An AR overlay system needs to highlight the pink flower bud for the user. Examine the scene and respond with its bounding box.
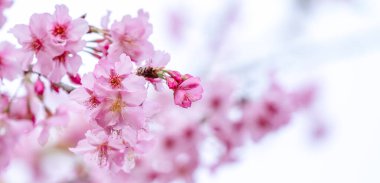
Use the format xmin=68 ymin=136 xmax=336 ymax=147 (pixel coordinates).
xmin=68 ymin=73 xmax=82 ymax=85
xmin=166 ymin=77 xmax=178 ymax=89
xmin=34 ymin=77 xmax=45 ymax=96
xmin=50 ymin=82 xmax=60 ymax=93
xmin=168 ymin=70 xmax=182 ymax=83
xmin=182 ymin=74 xmax=192 ymax=80
xmin=173 ymin=76 xmax=203 ymax=108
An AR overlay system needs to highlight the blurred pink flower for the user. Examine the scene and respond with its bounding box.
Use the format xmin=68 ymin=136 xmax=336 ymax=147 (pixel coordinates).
xmin=0 ymin=114 xmax=33 ymax=171
xmin=0 ymin=41 xmax=21 ymax=81
xmin=38 ymin=105 xmax=69 ymax=145
xmin=242 ymin=84 xmax=293 ymax=142
xmin=70 ymin=130 xmax=126 ymax=172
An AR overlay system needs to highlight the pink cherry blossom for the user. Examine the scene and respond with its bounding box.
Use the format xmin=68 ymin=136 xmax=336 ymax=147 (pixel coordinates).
xmin=290 ymin=84 xmax=317 ymax=110
xmin=70 ymin=73 xmax=103 ymax=111
xmin=93 ymin=54 xmax=147 ymax=104
xmin=38 ymin=50 xmax=83 ymax=82
xmin=8 ymin=97 xmax=36 ymax=124
xmin=70 ymin=130 xmax=127 ymax=172
xmin=92 ymin=90 xmax=146 ymax=130
xmin=46 ymin=4 xmax=88 ymax=46
xmin=171 ymin=75 xmax=203 ymax=108
xmin=10 ymin=13 xmax=57 ymax=70
xmin=0 ymin=41 xmax=21 ymax=81
xmin=108 ymin=10 xmax=154 ymax=62
xmin=58 ymin=102 xmax=90 ymax=147
xmin=71 ymin=55 xmax=149 ymax=135
xmin=241 ymin=84 xmax=293 ymax=142
xmin=38 ymin=105 xmax=69 ymax=145
xmin=94 ymin=54 xmax=134 ymax=89
xmin=0 ymin=114 xmax=33 ymax=171
xmin=10 ymin=5 xmax=88 ymax=82
xmin=202 ymin=77 xmax=235 ymax=115
xmin=209 ymin=116 xmax=246 ymax=170
xmin=126 ymin=158 xmax=163 ymax=183
xmin=0 ymin=0 xmax=13 ymax=13
xmin=0 ymin=114 xmax=13 ymax=171
xmin=0 ymin=3 xmax=225 ymax=180
xmin=154 ymin=124 xmax=202 ymax=183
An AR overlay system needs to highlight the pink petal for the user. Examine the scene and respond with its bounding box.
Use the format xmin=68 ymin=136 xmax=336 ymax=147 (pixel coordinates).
xmin=38 ymin=125 xmax=50 ymax=145
xmin=54 ymin=4 xmax=71 ymax=24
xmin=151 ymin=51 xmax=170 ymax=67
xmin=116 ymin=54 xmax=133 ymax=74
xmin=69 ymin=140 xmax=97 ymax=154
xmin=101 ymin=11 xmax=111 ymax=29
xmin=121 ymin=90 xmax=146 ymax=107
xmin=70 ymin=87 xmax=90 ymax=104
xmin=81 ymin=73 xmax=96 ymax=89
xmin=121 ymin=107 xmax=145 ymax=129
xmin=29 ymin=13 xmax=49 ymax=37
xmin=47 ymin=62 xmax=66 ymax=82
xmin=122 ymin=75 xmax=146 ymax=92
xmin=9 ymin=24 xmax=32 ymax=44
xmin=65 ymin=53 xmax=82 ymax=74
xmin=68 ymin=18 xmax=88 ymax=41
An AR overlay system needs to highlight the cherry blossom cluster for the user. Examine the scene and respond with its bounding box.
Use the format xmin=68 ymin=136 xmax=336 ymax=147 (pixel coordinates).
xmin=0 ymin=74 xmax=317 ymax=183
xmin=117 ymin=78 xmax=317 ymax=183
xmin=0 ymin=3 xmax=322 ymax=183
xmin=0 ymin=4 xmax=203 ymax=174
xmin=10 ymin=4 xmax=88 ymax=82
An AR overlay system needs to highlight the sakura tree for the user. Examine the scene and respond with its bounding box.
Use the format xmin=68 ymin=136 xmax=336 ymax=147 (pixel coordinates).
xmin=0 ymin=1 xmax=320 ymax=183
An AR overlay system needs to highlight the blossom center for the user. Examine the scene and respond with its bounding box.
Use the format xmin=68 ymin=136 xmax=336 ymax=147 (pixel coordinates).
xmin=52 ymin=24 xmax=67 ymax=38
xmin=110 ymin=98 xmax=126 ymax=113
xmin=122 ymin=35 xmax=136 ymax=46
xmin=265 ymin=102 xmax=278 ymax=115
xmin=109 ymin=70 xmax=123 ymax=89
xmin=257 ymin=116 xmax=271 ymax=129
xmin=211 ymin=97 xmax=221 ymax=110
xmin=163 ymin=136 xmax=176 ymax=150
xmin=30 ymin=39 xmax=43 ymax=52
xmin=87 ymin=95 xmax=100 ymax=109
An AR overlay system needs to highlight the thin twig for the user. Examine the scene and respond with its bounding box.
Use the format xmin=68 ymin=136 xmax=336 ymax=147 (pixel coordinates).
xmin=25 ymin=69 xmax=76 ymax=93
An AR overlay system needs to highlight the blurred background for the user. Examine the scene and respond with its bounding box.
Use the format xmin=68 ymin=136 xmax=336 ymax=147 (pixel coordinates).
xmin=2 ymin=0 xmax=380 ymax=182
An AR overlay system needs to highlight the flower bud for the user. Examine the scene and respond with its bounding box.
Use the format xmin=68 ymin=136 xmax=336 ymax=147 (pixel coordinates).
xmin=166 ymin=77 xmax=178 ymax=89
xmin=69 ymin=73 xmax=82 ymax=85
xmin=34 ymin=77 xmax=45 ymax=96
